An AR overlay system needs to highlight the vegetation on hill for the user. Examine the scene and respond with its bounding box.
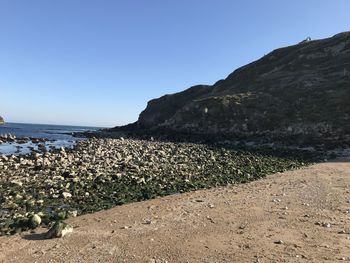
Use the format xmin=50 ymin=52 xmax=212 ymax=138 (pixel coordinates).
xmin=115 ymin=32 xmax=350 ymax=148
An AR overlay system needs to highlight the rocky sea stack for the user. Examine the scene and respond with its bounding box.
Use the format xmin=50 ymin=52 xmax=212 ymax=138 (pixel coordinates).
xmin=0 ymin=116 xmax=4 ymax=125
xmin=112 ymin=32 xmax=350 ymax=148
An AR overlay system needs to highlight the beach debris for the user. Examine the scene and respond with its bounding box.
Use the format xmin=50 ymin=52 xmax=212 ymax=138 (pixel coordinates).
xmin=143 ymin=219 xmax=152 ymax=225
xmin=315 ymin=222 xmax=331 ymax=228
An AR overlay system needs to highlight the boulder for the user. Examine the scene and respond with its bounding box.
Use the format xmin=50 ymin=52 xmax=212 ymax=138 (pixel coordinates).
xmin=45 ymin=221 xmax=73 ymax=239
xmin=29 ymin=214 xmax=42 ymax=228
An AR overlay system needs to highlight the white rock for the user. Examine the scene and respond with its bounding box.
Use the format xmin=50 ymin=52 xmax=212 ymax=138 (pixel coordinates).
xmin=61 ymin=192 xmax=72 ymax=199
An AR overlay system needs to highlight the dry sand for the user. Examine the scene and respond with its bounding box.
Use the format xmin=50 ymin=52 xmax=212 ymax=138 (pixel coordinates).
xmin=1 ymin=160 xmax=350 ymax=262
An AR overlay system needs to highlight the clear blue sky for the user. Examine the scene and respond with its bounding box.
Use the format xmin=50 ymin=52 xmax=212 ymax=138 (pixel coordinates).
xmin=0 ymin=0 xmax=349 ymax=127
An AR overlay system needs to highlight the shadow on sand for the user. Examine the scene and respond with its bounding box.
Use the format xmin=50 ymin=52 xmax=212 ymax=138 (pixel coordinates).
xmin=22 ymin=233 xmax=47 ymax=241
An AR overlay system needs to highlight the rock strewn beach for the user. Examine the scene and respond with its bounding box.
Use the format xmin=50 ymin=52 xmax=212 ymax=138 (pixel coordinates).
xmin=0 ymin=137 xmax=318 ymax=235
xmin=1 ymin=159 xmax=349 ymax=262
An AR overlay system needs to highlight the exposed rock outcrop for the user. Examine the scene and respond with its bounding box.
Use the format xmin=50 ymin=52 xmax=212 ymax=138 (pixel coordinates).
xmin=115 ymin=32 xmax=350 ymax=147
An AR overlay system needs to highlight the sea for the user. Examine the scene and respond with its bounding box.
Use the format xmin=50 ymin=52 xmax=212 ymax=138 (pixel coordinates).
xmin=0 ymin=122 xmax=101 ymax=155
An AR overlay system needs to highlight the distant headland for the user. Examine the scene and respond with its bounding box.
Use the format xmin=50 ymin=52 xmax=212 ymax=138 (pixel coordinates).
xmin=0 ymin=116 xmax=4 ymax=125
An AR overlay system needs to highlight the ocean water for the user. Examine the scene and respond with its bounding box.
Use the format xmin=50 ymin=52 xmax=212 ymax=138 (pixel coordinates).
xmin=0 ymin=122 xmax=101 ymax=155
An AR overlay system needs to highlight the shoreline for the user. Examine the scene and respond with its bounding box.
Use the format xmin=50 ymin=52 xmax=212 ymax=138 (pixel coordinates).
xmin=0 ymin=122 xmax=101 ymax=156
xmin=0 ymin=137 xmax=320 ymax=236
xmin=0 ymin=135 xmax=78 ymax=156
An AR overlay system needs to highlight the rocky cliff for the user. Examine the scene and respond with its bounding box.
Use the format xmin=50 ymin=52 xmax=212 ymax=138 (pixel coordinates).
xmin=117 ymin=32 xmax=350 ymax=147
xmin=0 ymin=116 xmax=4 ymax=125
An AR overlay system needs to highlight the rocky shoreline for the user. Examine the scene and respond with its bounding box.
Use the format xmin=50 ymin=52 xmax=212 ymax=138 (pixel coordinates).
xmin=0 ymin=134 xmax=78 ymax=156
xmin=0 ymin=134 xmax=49 ymax=144
xmin=76 ymin=120 xmax=350 ymax=152
xmin=0 ymin=137 xmax=321 ymax=236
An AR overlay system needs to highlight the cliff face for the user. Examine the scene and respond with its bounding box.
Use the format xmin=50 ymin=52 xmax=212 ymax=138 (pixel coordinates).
xmin=125 ymin=32 xmax=350 ymax=145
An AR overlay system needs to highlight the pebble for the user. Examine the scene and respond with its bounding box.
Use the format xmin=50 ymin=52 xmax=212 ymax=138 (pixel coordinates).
xmin=10 ymin=180 xmax=23 ymax=187
xmin=143 ymin=219 xmax=152 ymax=225
xmin=315 ymin=222 xmax=331 ymax=228
xmin=61 ymin=192 xmax=72 ymax=199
